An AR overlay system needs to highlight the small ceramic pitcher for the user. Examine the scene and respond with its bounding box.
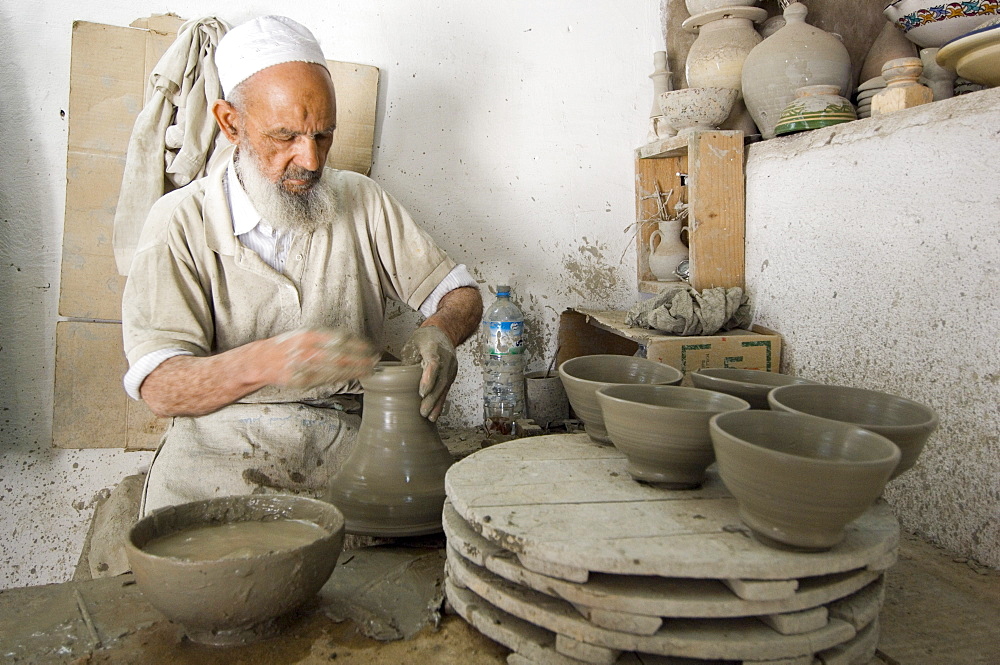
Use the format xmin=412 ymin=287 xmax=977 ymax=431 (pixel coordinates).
xmin=648 ymin=219 xmax=688 ymax=282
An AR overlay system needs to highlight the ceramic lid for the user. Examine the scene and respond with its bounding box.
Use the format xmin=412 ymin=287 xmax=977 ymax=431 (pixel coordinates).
xmin=681 ymin=6 xmax=768 ymax=32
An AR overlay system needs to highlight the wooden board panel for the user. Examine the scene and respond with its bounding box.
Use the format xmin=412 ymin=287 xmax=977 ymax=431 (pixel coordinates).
xmin=446 ymin=554 xmax=865 ymax=662
xmin=687 ymin=131 xmax=745 ymax=291
xmin=53 ymin=321 xmax=167 ymax=450
xmin=444 ymin=501 xmax=882 ymax=620
xmin=445 ymin=435 xmax=899 ymax=581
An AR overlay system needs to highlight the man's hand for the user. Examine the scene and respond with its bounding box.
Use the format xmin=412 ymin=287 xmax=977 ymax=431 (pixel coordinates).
xmin=400 ymin=325 xmax=458 ymax=422
xmin=266 ymin=327 xmax=381 ymax=389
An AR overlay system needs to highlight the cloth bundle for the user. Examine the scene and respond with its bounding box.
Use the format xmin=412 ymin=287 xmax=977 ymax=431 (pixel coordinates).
xmin=626 ymin=285 xmax=752 ymax=336
xmin=113 ymin=16 xmax=230 ymax=275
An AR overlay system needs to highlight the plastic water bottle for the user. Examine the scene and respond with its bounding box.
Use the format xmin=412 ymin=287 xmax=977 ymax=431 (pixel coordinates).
xmin=483 ymin=285 xmax=525 ymax=434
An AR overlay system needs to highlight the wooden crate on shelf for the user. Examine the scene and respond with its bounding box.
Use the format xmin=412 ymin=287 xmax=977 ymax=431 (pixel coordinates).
xmin=635 ymin=130 xmax=745 ymax=293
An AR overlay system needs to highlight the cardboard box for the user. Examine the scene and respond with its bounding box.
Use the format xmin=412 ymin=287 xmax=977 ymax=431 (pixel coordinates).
xmin=563 ymin=308 xmax=781 ymax=377
xmin=53 ymin=321 xmax=167 ymax=450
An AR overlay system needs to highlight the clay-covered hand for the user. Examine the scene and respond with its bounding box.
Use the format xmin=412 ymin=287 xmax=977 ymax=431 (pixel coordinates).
xmin=267 ymin=327 xmax=380 ymax=390
xmin=400 ymin=325 xmax=457 ymax=422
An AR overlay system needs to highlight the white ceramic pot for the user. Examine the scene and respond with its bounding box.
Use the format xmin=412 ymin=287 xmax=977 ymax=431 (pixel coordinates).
xmin=685 ymin=0 xmax=757 ymax=16
xmin=684 ymin=7 xmax=767 ymax=135
xmin=741 ymin=3 xmax=852 ymax=139
xmin=774 ymin=85 xmax=856 ymax=136
xmin=684 ymin=7 xmax=767 ymax=93
xmin=658 ymin=87 xmax=739 ymax=136
xmin=884 ymin=0 xmax=998 ymax=49
xmin=919 ymin=47 xmax=956 ymax=99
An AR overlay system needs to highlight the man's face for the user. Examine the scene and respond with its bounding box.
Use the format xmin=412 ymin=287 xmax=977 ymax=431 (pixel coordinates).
xmin=231 ymin=61 xmax=337 ymax=194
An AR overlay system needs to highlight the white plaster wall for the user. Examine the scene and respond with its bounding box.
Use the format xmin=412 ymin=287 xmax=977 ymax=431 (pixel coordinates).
xmin=745 ymin=89 xmax=1000 ymax=569
xmin=0 ymin=1 xmax=662 ymax=588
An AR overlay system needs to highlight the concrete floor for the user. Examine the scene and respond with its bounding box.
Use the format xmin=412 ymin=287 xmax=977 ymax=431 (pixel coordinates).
xmin=2 ymin=531 xmax=996 ymax=664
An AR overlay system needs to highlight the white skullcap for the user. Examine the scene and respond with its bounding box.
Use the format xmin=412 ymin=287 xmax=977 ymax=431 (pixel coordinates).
xmin=215 ymin=15 xmax=329 ymax=97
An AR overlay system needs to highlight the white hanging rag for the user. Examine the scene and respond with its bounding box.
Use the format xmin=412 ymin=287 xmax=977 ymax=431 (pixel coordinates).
xmin=113 ymin=16 xmax=230 ymax=276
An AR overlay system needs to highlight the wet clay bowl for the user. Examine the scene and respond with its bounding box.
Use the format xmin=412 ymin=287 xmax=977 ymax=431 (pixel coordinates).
xmin=768 ymin=384 xmax=939 ymax=479
xmin=597 ymin=385 xmax=750 ymax=488
xmin=559 ymin=354 xmax=683 ymax=444
xmin=690 ymin=368 xmax=819 ymax=409
xmin=126 ymin=495 xmax=346 ymax=646
xmin=710 ymin=410 xmax=901 ymax=551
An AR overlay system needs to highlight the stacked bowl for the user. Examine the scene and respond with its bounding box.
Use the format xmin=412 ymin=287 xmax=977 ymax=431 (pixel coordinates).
xmin=558 ymin=355 xmax=683 ymax=443
xmin=710 ymin=411 xmax=901 ymax=550
xmin=597 ymin=384 xmax=750 ymax=488
xmin=559 ymin=354 xmax=938 ymax=552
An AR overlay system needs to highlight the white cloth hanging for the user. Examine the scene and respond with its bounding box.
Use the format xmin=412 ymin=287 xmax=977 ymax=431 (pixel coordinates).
xmin=112 ymin=16 xmax=230 ymax=276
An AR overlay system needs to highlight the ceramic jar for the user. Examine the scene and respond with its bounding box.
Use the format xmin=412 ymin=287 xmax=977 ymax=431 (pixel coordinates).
xmin=741 ymin=2 xmax=852 ymax=139
xmin=860 ymin=20 xmax=919 ymax=82
xmin=919 ymin=47 xmax=956 ymax=99
xmin=774 ymin=85 xmax=857 ymax=136
xmin=647 ymin=218 xmax=689 ymax=282
xmin=884 ymin=0 xmax=998 ymax=49
xmin=648 ymin=51 xmax=676 ymax=140
xmin=326 ymin=363 xmax=454 ymax=537
xmin=685 ymin=0 xmax=757 ymax=14
xmin=684 ymin=6 xmax=768 ymax=135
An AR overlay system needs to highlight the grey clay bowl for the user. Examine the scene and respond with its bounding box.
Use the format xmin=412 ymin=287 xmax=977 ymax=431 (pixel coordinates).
xmin=690 ymin=368 xmax=818 ymax=409
xmin=126 ymin=495 xmax=345 ymax=646
xmin=710 ymin=410 xmax=901 ymax=551
xmin=597 ymin=384 xmax=750 ymax=488
xmin=558 ymin=354 xmax=683 ymax=444
xmin=767 ymin=384 xmax=938 ymax=479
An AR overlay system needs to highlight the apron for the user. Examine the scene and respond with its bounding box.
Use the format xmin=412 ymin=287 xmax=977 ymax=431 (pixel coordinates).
xmin=140 ymin=402 xmax=361 ymax=516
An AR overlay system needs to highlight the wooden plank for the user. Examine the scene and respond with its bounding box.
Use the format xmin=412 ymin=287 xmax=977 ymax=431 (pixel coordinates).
xmin=567 ymin=308 xmax=782 ymax=376
xmin=723 ymin=578 xmax=800 ymax=602
xmin=446 ymin=552 xmax=861 ymax=661
xmin=569 ymin=604 xmax=663 ymax=637
xmin=687 ymin=131 xmax=745 ymax=290
xmin=556 ymin=310 xmax=638 ymax=369
xmin=555 ymin=634 xmax=620 ymax=664
xmin=635 ymin=135 xmax=690 ymax=159
xmin=444 ymin=503 xmax=884 ymax=620
xmin=759 ymin=607 xmax=830 ymax=636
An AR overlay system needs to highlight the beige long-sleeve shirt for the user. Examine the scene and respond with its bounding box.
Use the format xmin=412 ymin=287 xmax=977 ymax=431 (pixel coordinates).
xmin=121 ymin=149 xmax=456 ymax=405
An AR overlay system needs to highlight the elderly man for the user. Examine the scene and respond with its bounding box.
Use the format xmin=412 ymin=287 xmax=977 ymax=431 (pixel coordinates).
xmin=122 ymin=16 xmax=482 ymax=516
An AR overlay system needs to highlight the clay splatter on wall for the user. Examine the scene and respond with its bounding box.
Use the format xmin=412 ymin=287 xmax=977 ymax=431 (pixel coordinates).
xmin=560 ymin=237 xmax=622 ymax=302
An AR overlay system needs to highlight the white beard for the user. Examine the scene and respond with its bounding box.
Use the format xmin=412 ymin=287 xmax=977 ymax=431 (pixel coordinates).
xmin=233 ymin=145 xmax=336 ymax=234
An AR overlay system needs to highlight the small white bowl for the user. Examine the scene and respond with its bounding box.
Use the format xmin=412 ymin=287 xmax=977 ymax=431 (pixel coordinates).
xmin=658 ymin=87 xmax=739 ymax=136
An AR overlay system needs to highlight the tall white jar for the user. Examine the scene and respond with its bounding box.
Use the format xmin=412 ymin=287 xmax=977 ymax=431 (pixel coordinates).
xmin=684 ymin=6 xmax=768 ymax=135
xmin=741 ymin=2 xmax=852 ymax=139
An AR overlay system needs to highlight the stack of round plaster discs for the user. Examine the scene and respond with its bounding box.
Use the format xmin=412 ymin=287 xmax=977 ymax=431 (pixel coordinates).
xmin=443 ymin=434 xmax=898 ymax=665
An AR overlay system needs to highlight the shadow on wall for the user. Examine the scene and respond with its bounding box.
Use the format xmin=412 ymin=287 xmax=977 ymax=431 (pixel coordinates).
xmin=0 ymin=4 xmax=60 ymax=448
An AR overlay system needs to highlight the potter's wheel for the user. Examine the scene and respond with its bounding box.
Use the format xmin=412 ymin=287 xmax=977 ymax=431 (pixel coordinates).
xmin=443 ymin=433 xmax=896 ymax=663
